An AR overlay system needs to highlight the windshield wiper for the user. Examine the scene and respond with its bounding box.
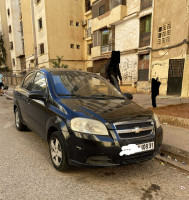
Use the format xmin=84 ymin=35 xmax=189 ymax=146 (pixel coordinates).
xmin=57 ymin=94 xmax=82 ymax=97
xmin=91 ymin=94 xmax=124 ymax=99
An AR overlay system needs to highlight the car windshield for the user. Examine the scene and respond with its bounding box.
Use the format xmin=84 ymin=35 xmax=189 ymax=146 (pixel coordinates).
xmin=51 ymin=71 xmax=124 ymax=99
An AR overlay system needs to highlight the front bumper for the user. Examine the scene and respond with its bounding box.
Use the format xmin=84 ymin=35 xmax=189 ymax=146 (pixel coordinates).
xmin=65 ymin=126 xmax=163 ymax=167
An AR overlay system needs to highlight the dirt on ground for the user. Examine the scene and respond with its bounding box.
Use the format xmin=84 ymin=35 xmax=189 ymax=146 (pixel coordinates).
xmin=150 ymin=103 xmax=189 ymax=119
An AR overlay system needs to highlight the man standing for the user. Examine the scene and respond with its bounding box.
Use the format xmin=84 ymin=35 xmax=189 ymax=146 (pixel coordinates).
xmin=0 ymin=73 xmax=4 ymax=96
xmin=105 ymin=51 xmax=122 ymax=90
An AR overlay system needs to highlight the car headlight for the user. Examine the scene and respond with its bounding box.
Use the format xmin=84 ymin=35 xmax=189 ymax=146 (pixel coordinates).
xmin=153 ymin=114 xmax=161 ymax=128
xmin=71 ymin=118 xmax=109 ymax=135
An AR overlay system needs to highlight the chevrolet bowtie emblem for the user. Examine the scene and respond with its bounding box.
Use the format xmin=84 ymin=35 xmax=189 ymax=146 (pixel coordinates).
xmin=134 ymin=127 xmax=140 ymax=133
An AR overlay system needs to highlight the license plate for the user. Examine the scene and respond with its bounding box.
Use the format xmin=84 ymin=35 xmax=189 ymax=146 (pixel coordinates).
xmin=137 ymin=142 xmax=154 ymax=152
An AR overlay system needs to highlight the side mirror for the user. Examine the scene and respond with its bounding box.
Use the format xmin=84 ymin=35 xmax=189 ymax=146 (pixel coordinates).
xmin=123 ymin=93 xmax=133 ymax=100
xmin=28 ymin=91 xmax=46 ymax=101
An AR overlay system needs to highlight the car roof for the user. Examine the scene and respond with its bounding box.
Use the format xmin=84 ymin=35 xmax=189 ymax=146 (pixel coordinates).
xmin=36 ymin=68 xmax=94 ymax=75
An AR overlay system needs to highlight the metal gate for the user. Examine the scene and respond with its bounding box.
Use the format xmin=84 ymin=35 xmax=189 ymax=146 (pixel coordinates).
xmin=167 ymin=59 xmax=185 ymax=95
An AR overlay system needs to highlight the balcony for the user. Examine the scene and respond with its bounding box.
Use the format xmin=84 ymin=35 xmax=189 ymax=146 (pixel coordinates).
xmin=85 ymin=28 xmax=92 ymax=39
xmin=139 ymin=32 xmax=151 ymax=47
xmin=140 ymin=0 xmax=153 ymax=11
xmin=92 ymin=5 xmax=127 ymax=32
xmin=101 ymin=44 xmax=112 ymax=53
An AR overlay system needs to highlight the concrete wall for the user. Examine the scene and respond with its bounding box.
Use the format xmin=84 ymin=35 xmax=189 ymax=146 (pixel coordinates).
xmin=33 ymin=0 xmax=49 ymax=68
xmin=115 ymin=1 xmax=139 ymax=83
xmin=151 ymin=0 xmax=189 ymax=96
xmin=44 ymin=0 xmax=85 ymax=70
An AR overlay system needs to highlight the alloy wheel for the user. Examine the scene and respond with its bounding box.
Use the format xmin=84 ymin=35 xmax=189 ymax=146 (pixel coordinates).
xmin=50 ymin=137 xmax=63 ymax=167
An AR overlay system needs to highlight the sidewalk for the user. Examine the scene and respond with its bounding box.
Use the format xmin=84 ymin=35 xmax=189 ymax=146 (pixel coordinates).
xmin=133 ymin=93 xmax=189 ymax=108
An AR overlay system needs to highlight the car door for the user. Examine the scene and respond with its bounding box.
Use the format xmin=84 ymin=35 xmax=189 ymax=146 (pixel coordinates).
xmin=25 ymin=72 xmax=50 ymax=138
xmin=15 ymin=72 xmax=36 ymax=121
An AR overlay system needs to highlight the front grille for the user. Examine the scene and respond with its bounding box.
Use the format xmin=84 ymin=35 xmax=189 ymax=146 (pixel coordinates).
xmin=114 ymin=119 xmax=154 ymax=139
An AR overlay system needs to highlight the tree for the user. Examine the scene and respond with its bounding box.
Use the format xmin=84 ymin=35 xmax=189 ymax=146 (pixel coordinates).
xmin=50 ymin=56 xmax=68 ymax=68
xmin=0 ymin=35 xmax=7 ymax=66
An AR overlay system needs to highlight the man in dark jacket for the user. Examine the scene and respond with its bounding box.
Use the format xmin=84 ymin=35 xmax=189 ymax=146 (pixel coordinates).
xmin=105 ymin=51 xmax=122 ymax=89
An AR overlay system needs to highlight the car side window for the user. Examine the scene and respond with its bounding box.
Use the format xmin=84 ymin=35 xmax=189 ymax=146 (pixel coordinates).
xmin=32 ymin=72 xmax=47 ymax=96
xmin=22 ymin=73 xmax=35 ymax=91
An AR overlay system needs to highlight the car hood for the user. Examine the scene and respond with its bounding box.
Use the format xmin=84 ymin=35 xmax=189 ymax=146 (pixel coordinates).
xmin=59 ymin=98 xmax=153 ymax=125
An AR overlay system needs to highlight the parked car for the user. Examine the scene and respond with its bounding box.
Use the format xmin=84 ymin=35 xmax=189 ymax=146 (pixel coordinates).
xmin=13 ymin=69 xmax=163 ymax=171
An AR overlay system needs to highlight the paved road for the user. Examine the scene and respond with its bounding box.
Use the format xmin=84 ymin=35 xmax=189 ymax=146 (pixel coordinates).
xmin=0 ymin=96 xmax=189 ymax=200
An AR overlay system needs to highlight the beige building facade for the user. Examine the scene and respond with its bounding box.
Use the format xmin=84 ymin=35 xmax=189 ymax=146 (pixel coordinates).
xmin=5 ymin=0 xmax=25 ymax=74
xmin=151 ymin=0 xmax=189 ymax=97
xmin=0 ymin=0 xmax=12 ymax=69
xmin=20 ymin=0 xmax=89 ymax=71
xmin=90 ymin=0 xmax=154 ymax=88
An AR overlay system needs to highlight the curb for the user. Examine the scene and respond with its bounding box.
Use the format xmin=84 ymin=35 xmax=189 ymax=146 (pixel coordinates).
xmin=158 ymin=114 xmax=189 ymax=129
xmin=155 ymin=144 xmax=189 ymax=172
xmin=155 ymin=155 xmax=189 ymax=172
xmin=161 ymin=144 xmax=189 ymax=161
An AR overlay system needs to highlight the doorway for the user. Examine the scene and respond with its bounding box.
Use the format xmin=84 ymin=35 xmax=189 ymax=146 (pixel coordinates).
xmin=167 ymin=59 xmax=185 ymax=96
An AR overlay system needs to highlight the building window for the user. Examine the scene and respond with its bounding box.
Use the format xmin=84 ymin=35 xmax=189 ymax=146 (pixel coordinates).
xmin=9 ymin=42 xmax=13 ymax=50
xmin=158 ymin=22 xmax=171 ymax=45
xmin=76 ymin=22 xmax=80 ymax=27
xmin=101 ymin=29 xmax=112 ymax=53
xmin=35 ymin=0 xmax=41 ymax=4
xmin=70 ymin=21 xmax=73 ymax=26
xmin=85 ymin=0 xmax=91 ymax=12
xmin=87 ymin=43 xmax=93 ymax=55
xmin=139 ymin=15 xmax=151 ymax=47
xmin=38 ymin=18 xmax=43 ymax=30
xmin=99 ymin=5 xmax=105 ymax=16
xmin=140 ymin=0 xmax=153 ymax=11
xmin=12 ymin=58 xmax=15 ymax=66
xmin=7 ymin=9 xmax=10 ymax=16
xmin=138 ymin=54 xmax=149 ymax=81
xmin=70 ymin=44 xmax=74 ymax=49
xmin=8 ymin=25 xmax=12 ymax=33
xmin=76 ymin=45 xmax=80 ymax=49
xmin=39 ymin=43 xmax=45 ymax=55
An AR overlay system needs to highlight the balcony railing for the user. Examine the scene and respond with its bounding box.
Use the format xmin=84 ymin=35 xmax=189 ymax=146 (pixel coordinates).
xmin=101 ymin=44 xmax=112 ymax=53
xmin=139 ymin=32 xmax=151 ymax=47
xmin=85 ymin=28 xmax=92 ymax=38
xmin=140 ymin=0 xmax=152 ymax=11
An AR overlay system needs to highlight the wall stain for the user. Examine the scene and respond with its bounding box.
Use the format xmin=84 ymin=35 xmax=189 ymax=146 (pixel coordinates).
xmin=120 ymin=59 xmax=138 ymax=82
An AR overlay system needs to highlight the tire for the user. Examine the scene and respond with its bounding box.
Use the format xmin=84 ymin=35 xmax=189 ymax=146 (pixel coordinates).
xmin=15 ymin=108 xmax=27 ymax=131
xmin=49 ymin=131 xmax=70 ymax=171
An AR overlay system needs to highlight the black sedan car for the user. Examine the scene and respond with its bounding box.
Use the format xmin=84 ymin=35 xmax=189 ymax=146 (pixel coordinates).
xmin=13 ymin=69 xmax=163 ymax=171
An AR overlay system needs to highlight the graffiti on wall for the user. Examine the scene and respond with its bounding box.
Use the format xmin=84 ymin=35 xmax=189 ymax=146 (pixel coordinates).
xmin=120 ymin=58 xmax=138 ymax=82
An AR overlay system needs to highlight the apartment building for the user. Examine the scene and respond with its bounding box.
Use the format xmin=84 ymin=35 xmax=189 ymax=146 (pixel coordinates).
xmin=5 ymin=0 xmax=25 ymax=74
xmin=151 ymin=0 xmax=189 ymax=97
xmin=0 ymin=0 xmax=12 ymax=69
xmin=20 ymin=0 xmax=35 ymax=71
xmin=20 ymin=0 xmax=87 ymax=70
xmin=91 ymin=0 xmax=153 ymax=90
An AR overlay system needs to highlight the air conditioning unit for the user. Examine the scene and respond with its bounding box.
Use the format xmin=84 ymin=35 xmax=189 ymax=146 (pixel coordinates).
xmin=82 ymin=20 xmax=87 ymax=27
